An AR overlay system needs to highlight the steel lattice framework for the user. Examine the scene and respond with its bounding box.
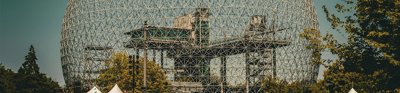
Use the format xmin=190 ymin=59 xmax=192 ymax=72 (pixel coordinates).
xmin=61 ymin=0 xmax=319 ymax=92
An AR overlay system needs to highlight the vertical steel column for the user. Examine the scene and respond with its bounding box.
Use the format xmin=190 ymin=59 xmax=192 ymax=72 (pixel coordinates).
xmin=161 ymin=50 xmax=164 ymax=69
xmin=153 ymin=50 xmax=156 ymax=62
xmin=245 ymin=53 xmax=250 ymax=93
xmin=272 ymin=27 xmax=277 ymax=77
xmin=271 ymin=11 xmax=278 ymax=77
xmin=133 ymin=49 xmax=139 ymax=92
xmin=220 ymin=56 xmax=227 ymax=93
xmin=143 ymin=21 xmax=148 ymax=93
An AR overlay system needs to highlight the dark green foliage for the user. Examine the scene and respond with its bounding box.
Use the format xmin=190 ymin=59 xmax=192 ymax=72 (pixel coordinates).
xmin=14 ymin=45 xmax=61 ymax=93
xmin=14 ymin=73 xmax=61 ymax=93
xmin=355 ymin=0 xmax=400 ymax=66
xmin=0 ymin=64 xmax=16 ymax=93
xmin=259 ymin=76 xmax=313 ymax=93
xmin=18 ymin=45 xmax=40 ymax=75
xmin=317 ymin=0 xmax=400 ymax=92
xmin=0 ymin=45 xmax=61 ymax=93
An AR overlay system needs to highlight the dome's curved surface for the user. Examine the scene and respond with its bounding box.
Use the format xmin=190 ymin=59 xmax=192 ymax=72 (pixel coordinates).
xmin=61 ymin=0 xmax=319 ymax=92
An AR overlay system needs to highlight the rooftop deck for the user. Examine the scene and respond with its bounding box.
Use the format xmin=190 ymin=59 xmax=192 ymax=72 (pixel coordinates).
xmin=124 ymin=26 xmax=290 ymax=57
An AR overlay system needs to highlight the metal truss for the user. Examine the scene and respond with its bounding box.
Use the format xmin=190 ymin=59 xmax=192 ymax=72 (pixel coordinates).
xmin=61 ymin=0 xmax=319 ymax=92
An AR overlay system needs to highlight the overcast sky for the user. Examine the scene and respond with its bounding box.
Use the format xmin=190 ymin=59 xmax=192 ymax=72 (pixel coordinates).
xmin=0 ymin=0 xmax=347 ymax=86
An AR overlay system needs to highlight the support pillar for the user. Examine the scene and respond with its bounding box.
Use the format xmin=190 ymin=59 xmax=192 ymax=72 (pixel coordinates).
xmin=161 ymin=50 xmax=164 ymax=69
xmin=245 ymin=53 xmax=250 ymax=93
xmin=142 ymin=21 xmax=148 ymax=93
xmin=220 ymin=56 xmax=227 ymax=93
xmin=153 ymin=50 xmax=156 ymax=62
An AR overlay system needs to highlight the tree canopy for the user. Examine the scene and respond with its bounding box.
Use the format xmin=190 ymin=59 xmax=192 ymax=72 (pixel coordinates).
xmin=15 ymin=45 xmax=61 ymax=93
xmin=96 ymin=52 xmax=170 ymax=92
xmin=0 ymin=45 xmax=61 ymax=93
xmin=0 ymin=64 xmax=16 ymax=93
xmin=18 ymin=45 xmax=40 ymax=75
xmin=259 ymin=76 xmax=312 ymax=93
xmin=311 ymin=0 xmax=400 ymax=92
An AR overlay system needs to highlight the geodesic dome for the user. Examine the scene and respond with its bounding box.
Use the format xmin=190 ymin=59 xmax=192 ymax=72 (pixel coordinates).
xmin=61 ymin=0 xmax=319 ymax=92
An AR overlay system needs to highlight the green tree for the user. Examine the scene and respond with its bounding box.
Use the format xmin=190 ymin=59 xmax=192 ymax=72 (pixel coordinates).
xmin=318 ymin=0 xmax=400 ymax=92
xmin=260 ymin=76 xmax=288 ymax=93
xmin=0 ymin=64 xmax=16 ymax=93
xmin=96 ymin=52 xmax=170 ymax=92
xmin=300 ymin=28 xmax=324 ymax=66
xmin=15 ymin=45 xmax=60 ymax=93
xmin=259 ymin=76 xmax=312 ymax=93
xmin=355 ymin=0 xmax=400 ymax=65
xmin=18 ymin=45 xmax=40 ymax=75
xmin=258 ymin=28 xmax=322 ymax=92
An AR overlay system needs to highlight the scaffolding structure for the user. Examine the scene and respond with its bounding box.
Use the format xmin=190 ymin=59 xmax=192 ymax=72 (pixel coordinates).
xmin=61 ymin=0 xmax=319 ymax=92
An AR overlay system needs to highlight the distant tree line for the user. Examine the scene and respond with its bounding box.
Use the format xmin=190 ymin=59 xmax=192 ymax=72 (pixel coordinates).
xmin=0 ymin=45 xmax=60 ymax=93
